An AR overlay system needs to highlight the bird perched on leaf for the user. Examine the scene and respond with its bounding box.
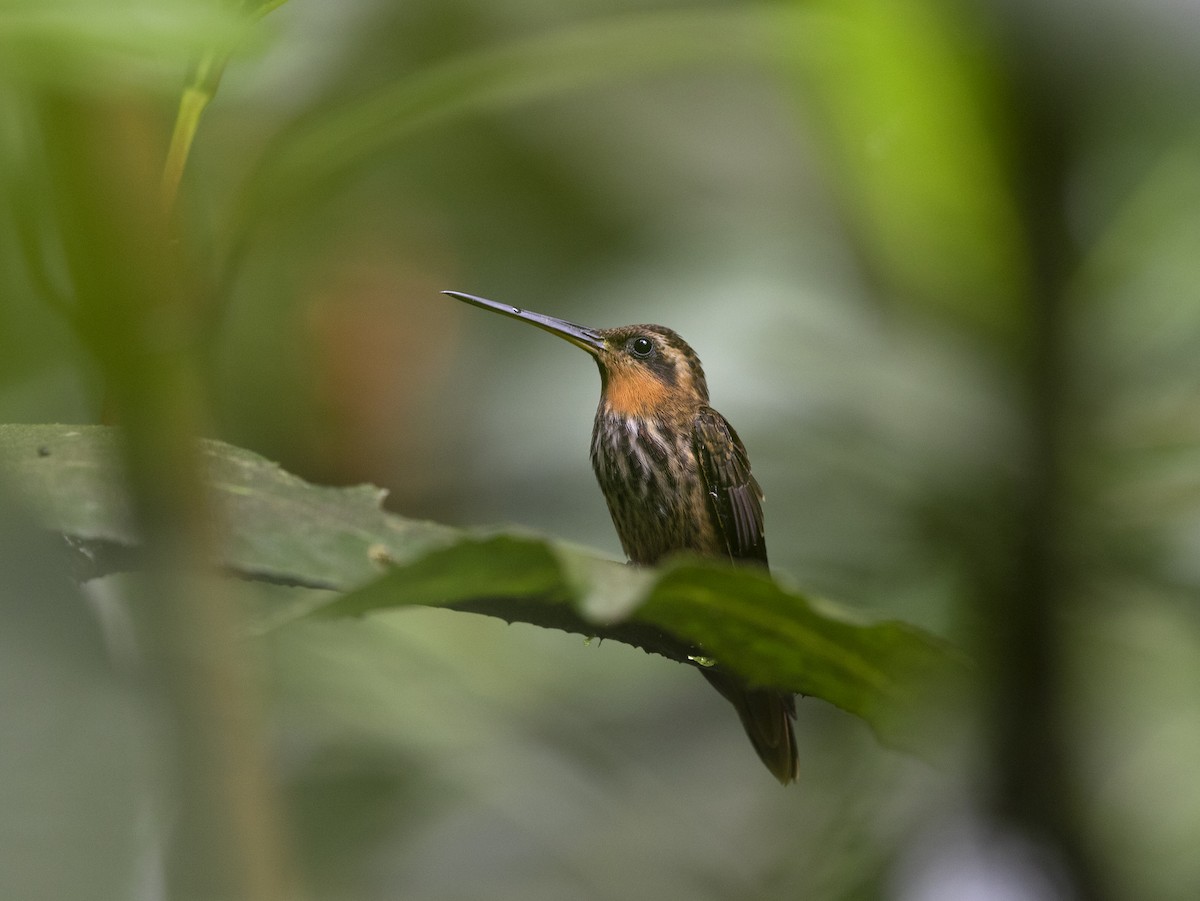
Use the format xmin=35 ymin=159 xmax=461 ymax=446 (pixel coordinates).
xmin=443 ymin=290 xmax=797 ymax=783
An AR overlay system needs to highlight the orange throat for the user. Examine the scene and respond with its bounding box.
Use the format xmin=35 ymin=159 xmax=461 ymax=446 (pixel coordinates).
xmin=601 ymin=369 xmax=671 ymax=418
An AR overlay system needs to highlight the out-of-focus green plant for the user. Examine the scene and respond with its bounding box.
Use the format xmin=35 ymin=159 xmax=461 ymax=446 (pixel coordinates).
xmin=161 ymin=0 xmax=293 ymax=213
xmin=780 ymin=0 xmax=1028 ymax=343
xmin=3 ymin=2 xmax=301 ymax=899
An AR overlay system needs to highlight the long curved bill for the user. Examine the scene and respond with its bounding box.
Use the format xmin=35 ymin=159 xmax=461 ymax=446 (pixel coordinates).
xmin=443 ymin=291 xmax=606 ymax=356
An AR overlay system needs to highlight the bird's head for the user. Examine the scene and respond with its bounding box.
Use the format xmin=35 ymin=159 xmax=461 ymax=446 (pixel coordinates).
xmin=444 ymin=292 xmax=709 ymax=418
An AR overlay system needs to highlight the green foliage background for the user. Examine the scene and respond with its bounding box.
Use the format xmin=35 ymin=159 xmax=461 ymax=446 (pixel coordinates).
xmin=1 ymin=1 xmax=1199 ymax=899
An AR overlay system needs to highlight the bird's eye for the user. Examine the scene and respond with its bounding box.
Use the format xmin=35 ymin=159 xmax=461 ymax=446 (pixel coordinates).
xmin=630 ymin=336 xmax=654 ymax=357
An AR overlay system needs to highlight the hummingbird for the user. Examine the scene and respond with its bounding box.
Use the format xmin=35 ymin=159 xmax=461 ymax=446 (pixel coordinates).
xmin=444 ymin=290 xmax=798 ymax=784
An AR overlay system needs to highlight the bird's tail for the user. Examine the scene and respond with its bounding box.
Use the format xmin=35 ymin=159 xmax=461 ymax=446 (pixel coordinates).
xmin=699 ymin=668 xmax=798 ymax=784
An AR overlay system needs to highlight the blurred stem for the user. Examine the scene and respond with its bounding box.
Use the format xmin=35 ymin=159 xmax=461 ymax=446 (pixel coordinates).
xmin=161 ymin=49 xmax=229 ymax=214
xmin=38 ymin=94 xmax=301 ymax=901
xmin=990 ymin=52 xmax=1107 ymax=901
xmin=162 ymin=0 xmax=287 ymax=214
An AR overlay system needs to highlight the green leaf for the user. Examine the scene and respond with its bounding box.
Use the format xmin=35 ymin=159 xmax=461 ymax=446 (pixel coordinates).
xmin=636 ymin=563 xmax=967 ymax=754
xmin=0 ymin=423 xmax=455 ymax=588
xmin=0 ymin=423 xmax=969 ymax=757
xmin=323 ymin=542 xmax=967 ymax=754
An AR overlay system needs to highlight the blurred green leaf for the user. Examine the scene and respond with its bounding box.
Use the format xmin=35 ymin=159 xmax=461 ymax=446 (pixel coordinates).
xmin=0 ymin=0 xmax=251 ymax=88
xmin=284 ymin=744 xmax=431 ymax=897
xmin=239 ymin=8 xmax=777 ymax=219
xmin=249 ymin=0 xmax=292 ymax=17
xmin=781 ymin=0 xmax=1027 ymax=340
xmin=0 ymin=423 xmax=968 ymax=757
xmin=0 ymin=486 xmax=144 ymax=901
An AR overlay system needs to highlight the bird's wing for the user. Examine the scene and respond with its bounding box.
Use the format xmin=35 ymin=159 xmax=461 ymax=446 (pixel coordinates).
xmin=693 ymin=406 xmax=768 ymax=565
